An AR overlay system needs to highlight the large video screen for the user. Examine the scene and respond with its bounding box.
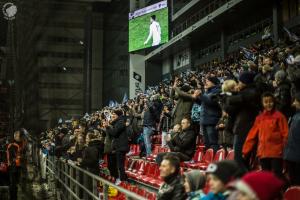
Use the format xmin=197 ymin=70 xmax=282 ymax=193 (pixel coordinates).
xmin=129 ymin=0 xmax=169 ymax=52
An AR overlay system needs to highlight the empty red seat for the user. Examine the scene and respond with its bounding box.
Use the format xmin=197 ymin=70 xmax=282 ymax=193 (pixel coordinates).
xmin=186 ymin=148 xmax=214 ymax=169
xmin=127 ymin=160 xmax=143 ymax=178
xmin=148 ymin=164 xmax=163 ymax=187
xmin=137 ymin=188 xmax=147 ymax=197
xmin=185 ymin=148 xmax=204 ymax=168
xmin=147 ymin=192 xmax=156 ymax=200
xmin=226 ymin=150 xmax=234 ymax=160
xmin=284 ymin=186 xmax=300 ymax=200
xmin=214 ymin=149 xmax=226 ymax=162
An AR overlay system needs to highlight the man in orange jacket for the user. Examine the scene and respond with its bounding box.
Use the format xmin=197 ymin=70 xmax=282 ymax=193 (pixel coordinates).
xmin=243 ymin=92 xmax=288 ymax=178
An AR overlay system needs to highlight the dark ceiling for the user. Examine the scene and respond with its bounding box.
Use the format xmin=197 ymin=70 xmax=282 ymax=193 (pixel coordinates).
xmin=0 ymin=2 xmax=8 ymax=46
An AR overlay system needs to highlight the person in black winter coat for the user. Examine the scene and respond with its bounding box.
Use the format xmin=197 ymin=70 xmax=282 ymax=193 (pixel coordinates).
xmin=80 ymin=131 xmax=102 ymax=175
xmin=157 ymin=154 xmax=186 ymax=200
xmin=273 ymin=70 xmax=293 ymax=119
xmin=284 ymin=92 xmax=300 ymax=186
xmin=156 ymin=117 xmax=196 ymax=165
xmin=106 ymin=109 xmax=129 ymax=182
xmin=224 ymin=71 xmax=260 ymax=170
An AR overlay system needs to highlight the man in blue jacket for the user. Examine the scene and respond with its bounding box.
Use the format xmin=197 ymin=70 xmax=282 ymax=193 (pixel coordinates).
xmin=196 ymin=76 xmax=222 ymax=152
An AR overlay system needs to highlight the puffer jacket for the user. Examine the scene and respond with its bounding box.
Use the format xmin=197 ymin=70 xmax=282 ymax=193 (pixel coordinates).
xmin=243 ymin=110 xmax=288 ymax=158
xmin=167 ymin=128 xmax=197 ymax=159
xmin=284 ymin=111 xmax=300 ymax=162
xmin=106 ymin=116 xmax=129 ymax=152
xmin=224 ymin=84 xmax=260 ymax=136
xmin=196 ymin=86 xmax=222 ymax=126
xmin=274 ymin=81 xmax=293 ymax=119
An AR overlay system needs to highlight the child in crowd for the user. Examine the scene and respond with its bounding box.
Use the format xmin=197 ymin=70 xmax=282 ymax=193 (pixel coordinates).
xmin=234 ymin=171 xmax=284 ymax=200
xmin=243 ymin=92 xmax=288 ymax=178
xmin=216 ymin=79 xmax=238 ymax=151
xmin=201 ymin=160 xmax=244 ymax=200
xmin=183 ymin=170 xmax=206 ymax=200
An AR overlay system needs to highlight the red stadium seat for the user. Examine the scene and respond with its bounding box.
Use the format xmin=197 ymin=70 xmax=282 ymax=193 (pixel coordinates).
xmin=184 ymin=148 xmax=204 ymax=168
xmin=185 ymin=148 xmax=214 ymax=169
xmin=148 ymin=164 xmax=163 ymax=187
xmin=127 ymin=160 xmax=143 ymax=178
xmin=284 ymin=187 xmax=300 ymax=200
xmin=147 ymin=192 xmax=156 ymax=200
xmin=226 ymin=149 xmax=234 ymax=160
xmin=213 ymin=149 xmax=226 ymax=162
xmin=137 ymin=188 xmax=147 ymax=197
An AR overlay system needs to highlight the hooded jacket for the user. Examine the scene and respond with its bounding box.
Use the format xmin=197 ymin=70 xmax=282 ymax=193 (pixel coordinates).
xmin=243 ymin=110 xmax=288 ymax=158
xmin=185 ymin=170 xmax=206 ymax=200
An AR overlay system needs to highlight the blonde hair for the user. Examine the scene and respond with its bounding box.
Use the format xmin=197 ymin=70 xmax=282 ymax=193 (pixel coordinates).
xmin=222 ymin=80 xmax=237 ymax=93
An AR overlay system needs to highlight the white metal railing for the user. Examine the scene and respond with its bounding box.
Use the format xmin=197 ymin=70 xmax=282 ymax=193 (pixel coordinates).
xmin=44 ymin=155 xmax=147 ymax=200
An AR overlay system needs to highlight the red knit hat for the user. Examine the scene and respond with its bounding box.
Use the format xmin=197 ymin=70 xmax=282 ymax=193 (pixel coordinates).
xmin=235 ymin=171 xmax=284 ymax=200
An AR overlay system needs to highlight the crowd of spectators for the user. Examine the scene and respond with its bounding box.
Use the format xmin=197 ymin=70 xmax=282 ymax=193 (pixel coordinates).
xmin=40 ymin=30 xmax=300 ymax=200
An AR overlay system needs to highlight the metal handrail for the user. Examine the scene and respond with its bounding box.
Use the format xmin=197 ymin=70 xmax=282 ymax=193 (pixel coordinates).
xmin=45 ymin=155 xmax=147 ymax=200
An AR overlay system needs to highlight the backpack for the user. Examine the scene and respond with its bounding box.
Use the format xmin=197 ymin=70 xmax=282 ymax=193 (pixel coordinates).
xmin=191 ymin=103 xmax=202 ymax=123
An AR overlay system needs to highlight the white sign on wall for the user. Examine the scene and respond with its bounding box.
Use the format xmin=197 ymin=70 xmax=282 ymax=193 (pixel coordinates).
xmin=129 ymin=54 xmax=145 ymax=99
xmin=173 ymin=48 xmax=190 ymax=70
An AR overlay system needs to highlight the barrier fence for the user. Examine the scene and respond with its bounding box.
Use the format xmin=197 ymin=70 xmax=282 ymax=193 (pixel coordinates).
xmin=43 ymin=154 xmax=147 ymax=200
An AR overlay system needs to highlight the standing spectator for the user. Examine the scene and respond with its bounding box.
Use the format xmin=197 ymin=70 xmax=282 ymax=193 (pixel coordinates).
xmin=243 ymin=92 xmax=288 ymax=178
xmin=284 ymin=92 xmax=300 ymax=185
xmin=170 ymin=76 xmax=197 ymax=126
xmin=196 ymin=76 xmax=222 ymax=152
xmin=106 ymin=109 xmax=129 ymax=184
xmin=225 ymin=71 xmax=260 ymax=169
xmin=234 ymin=171 xmax=284 ymax=200
xmin=156 ymin=117 xmax=196 ymax=164
xmin=142 ymin=95 xmax=162 ymax=156
xmin=159 ymin=105 xmax=172 ymax=147
xmin=273 ymin=70 xmax=293 ymax=119
xmin=80 ymin=131 xmax=102 ymax=175
xmin=157 ymin=154 xmax=186 ymax=200
xmin=183 ymin=170 xmax=206 ymax=200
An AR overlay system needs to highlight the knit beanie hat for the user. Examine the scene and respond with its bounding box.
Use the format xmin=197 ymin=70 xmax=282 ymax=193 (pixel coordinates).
xmin=206 ymin=160 xmax=242 ymax=185
xmin=239 ymin=71 xmax=255 ymax=85
xmin=184 ymin=170 xmax=206 ymax=191
xmin=234 ymin=171 xmax=284 ymax=200
xmin=207 ymin=76 xmax=220 ymax=85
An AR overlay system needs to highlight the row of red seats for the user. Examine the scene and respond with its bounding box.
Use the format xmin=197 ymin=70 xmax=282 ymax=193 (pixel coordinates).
xmin=146 ymin=145 xmax=170 ymax=162
xmin=126 ymin=159 xmax=163 ymax=188
xmin=126 ymin=144 xmax=141 ymax=157
xmin=184 ymin=148 xmax=234 ymax=170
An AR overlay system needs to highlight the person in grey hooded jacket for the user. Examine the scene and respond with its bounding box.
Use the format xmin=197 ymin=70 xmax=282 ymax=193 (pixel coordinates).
xmin=183 ymin=170 xmax=206 ymax=200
